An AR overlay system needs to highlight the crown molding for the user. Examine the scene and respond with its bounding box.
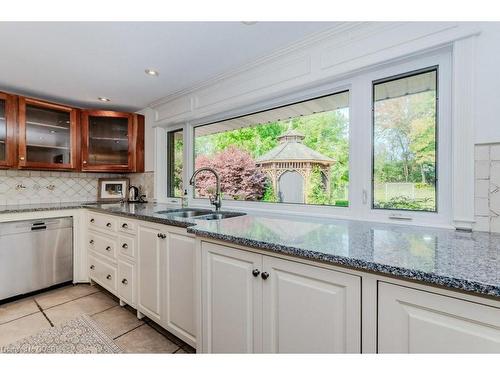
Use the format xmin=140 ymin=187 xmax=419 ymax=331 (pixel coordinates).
xmin=149 ymin=22 xmax=366 ymax=108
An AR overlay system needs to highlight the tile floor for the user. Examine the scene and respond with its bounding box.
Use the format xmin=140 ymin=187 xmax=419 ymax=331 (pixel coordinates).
xmin=0 ymin=283 xmax=195 ymax=354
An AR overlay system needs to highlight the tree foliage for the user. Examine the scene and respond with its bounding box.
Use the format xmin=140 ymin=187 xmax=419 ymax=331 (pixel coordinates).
xmin=194 ymin=146 xmax=267 ymax=201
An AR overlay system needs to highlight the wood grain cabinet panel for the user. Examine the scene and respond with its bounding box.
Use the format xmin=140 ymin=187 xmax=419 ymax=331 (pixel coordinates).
xmin=18 ymin=97 xmax=79 ymax=170
xmin=378 ymin=282 xmax=500 ymax=353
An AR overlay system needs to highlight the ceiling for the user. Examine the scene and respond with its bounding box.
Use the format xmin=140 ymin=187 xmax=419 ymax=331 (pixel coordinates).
xmin=0 ymin=22 xmax=338 ymax=112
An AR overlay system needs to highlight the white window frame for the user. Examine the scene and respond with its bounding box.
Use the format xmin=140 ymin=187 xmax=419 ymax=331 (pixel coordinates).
xmin=159 ymin=48 xmax=453 ymax=228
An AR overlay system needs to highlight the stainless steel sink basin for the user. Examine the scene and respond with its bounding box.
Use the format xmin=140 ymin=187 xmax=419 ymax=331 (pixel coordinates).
xmin=156 ymin=208 xmax=213 ymax=218
xmin=193 ymin=211 xmax=246 ymax=221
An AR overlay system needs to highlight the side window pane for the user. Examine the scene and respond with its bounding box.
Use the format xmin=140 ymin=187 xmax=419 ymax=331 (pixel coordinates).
xmin=167 ymin=129 xmax=183 ymax=198
xmin=373 ymin=69 xmax=437 ymax=212
xmin=193 ymin=91 xmax=349 ymax=207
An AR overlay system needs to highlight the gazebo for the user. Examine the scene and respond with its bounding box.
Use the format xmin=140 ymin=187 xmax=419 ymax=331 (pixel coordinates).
xmin=255 ymin=128 xmax=335 ymax=204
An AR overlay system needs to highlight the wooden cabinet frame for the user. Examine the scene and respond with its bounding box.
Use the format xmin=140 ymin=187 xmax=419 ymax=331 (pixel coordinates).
xmin=0 ymin=92 xmax=17 ymax=168
xmin=81 ymin=110 xmax=144 ymax=172
xmin=18 ymin=97 xmax=79 ymax=170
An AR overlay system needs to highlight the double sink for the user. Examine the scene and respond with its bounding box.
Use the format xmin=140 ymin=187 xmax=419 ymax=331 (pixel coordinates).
xmin=156 ymin=208 xmax=246 ymax=221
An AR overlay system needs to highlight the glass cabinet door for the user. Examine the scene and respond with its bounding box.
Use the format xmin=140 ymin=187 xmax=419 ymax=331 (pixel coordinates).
xmin=82 ymin=111 xmax=132 ymax=171
xmin=0 ymin=93 xmax=15 ymax=167
xmin=19 ymin=98 xmax=77 ymax=169
xmin=0 ymin=97 xmax=6 ymax=163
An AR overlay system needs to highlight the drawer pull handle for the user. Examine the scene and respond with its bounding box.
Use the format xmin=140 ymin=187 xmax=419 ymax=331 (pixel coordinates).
xmin=89 ymin=240 xmax=94 ymax=245
xmin=122 ymin=243 xmax=128 ymax=249
xmin=121 ymin=278 xmax=128 ymax=285
xmin=122 ymin=223 xmax=128 ymax=228
xmin=90 ymin=265 xmax=95 ymax=270
xmin=261 ymin=272 xmax=270 ymax=280
xmin=106 ymin=274 xmax=112 ymax=280
xmin=106 ymin=223 xmax=112 ymax=228
xmin=90 ymin=218 xmax=95 ymax=223
xmin=106 ymin=246 xmax=111 ymax=251
xmin=157 ymin=233 xmax=166 ymax=239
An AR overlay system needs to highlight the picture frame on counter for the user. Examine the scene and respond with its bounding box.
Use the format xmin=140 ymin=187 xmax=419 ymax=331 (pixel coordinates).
xmin=97 ymin=177 xmax=129 ymax=202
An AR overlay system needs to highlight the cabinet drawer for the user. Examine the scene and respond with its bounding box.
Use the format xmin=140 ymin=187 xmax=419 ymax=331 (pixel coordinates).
xmin=118 ymin=234 xmax=136 ymax=259
xmin=118 ymin=218 xmax=136 ymax=235
xmin=88 ymin=231 xmax=117 ymax=261
xmin=88 ymin=253 xmax=117 ymax=294
xmin=118 ymin=260 xmax=135 ymax=306
xmin=88 ymin=212 xmax=117 ymax=234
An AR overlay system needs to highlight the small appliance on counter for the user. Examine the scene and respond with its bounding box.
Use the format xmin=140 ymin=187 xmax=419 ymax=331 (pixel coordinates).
xmin=127 ymin=185 xmax=148 ymax=203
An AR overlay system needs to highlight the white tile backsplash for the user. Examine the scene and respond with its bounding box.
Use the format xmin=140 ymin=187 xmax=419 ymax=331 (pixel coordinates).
xmin=474 ymin=143 xmax=500 ymax=233
xmin=0 ymin=170 xmax=122 ymax=206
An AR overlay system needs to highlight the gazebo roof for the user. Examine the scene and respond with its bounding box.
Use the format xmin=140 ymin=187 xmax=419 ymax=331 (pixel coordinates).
xmin=256 ymin=129 xmax=335 ymax=165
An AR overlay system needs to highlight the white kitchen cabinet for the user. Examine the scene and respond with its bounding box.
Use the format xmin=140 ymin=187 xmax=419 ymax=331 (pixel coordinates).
xmin=163 ymin=233 xmax=197 ymax=347
xmin=201 ymin=242 xmax=361 ymax=353
xmin=137 ymin=223 xmax=164 ymax=322
xmin=378 ymin=282 xmax=500 ymax=353
xmin=262 ymin=256 xmax=361 ymax=353
xmin=202 ymin=242 xmax=263 ymax=353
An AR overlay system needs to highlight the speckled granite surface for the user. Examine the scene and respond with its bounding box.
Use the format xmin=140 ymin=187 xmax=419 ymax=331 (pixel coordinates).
xmin=0 ymin=202 xmax=98 ymax=214
xmin=1 ymin=202 xmax=499 ymax=298
xmin=188 ymin=214 xmax=500 ymax=298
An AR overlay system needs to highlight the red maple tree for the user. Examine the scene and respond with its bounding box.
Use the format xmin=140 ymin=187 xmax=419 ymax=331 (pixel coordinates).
xmin=194 ymin=146 xmax=267 ymax=201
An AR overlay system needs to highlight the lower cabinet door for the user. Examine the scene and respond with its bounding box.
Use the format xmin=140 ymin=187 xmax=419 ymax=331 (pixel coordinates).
xmin=202 ymin=242 xmax=263 ymax=353
xmin=118 ymin=260 xmax=135 ymax=307
xmin=137 ymin=224 xmax=163 ymax=322
xmin=262 ymin=256 xmax=361 ymax=353
xmin=164 ymin=233 xmax=197 ymax=347
xmin=378 ymin=282 xmax=500 ymax=353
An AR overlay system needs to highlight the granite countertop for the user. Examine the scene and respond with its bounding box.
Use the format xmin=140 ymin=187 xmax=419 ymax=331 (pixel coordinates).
xmin=188 ymin=214 xmax=500 ymax=299
xmin=0 ymin=202 xmax=99 ymax=214
xmin=1 ymin=202 xmax=499 ymax=298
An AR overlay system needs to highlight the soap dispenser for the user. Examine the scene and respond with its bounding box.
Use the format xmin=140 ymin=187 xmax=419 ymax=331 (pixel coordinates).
xmin=181 ymin=189 xmax=189 ymax=208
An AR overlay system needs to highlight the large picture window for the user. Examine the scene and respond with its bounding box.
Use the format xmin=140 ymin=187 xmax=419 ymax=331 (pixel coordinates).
xmin=192 ymin=91 xmax=350 ymax=206
xmin=372 ymin=68 xmax=438 ymax=212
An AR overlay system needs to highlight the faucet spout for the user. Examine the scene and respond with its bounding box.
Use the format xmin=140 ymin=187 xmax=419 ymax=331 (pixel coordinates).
xmin=189 ymin=167 xmax=222 ymax=211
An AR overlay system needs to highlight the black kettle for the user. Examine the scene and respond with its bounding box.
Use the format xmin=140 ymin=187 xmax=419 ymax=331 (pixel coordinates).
xmin=128 ymin=185 xmax=140 ymax=202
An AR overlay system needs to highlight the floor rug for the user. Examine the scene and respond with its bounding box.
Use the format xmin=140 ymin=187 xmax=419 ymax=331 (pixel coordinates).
xmin=0 ymin=314 xmax=122 ymax=354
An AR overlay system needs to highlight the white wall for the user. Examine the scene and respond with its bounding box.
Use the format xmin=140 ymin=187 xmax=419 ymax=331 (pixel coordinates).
xmin=474 ymin=22 xmax=500 ymax=144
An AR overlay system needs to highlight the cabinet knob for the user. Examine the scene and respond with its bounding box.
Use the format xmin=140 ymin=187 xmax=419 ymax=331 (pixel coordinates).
xmin=83 ymin=160 xmax=87 ymax=164
xmin=89 ymin=239 xmax=94 ymax=245
xmin=90 ymin=218 xmax=95 ymax=223
xmin=106 ymin=246 xmax=111 ymax=251
xmin=121 ymin=278 xmax=128 ymax=285
xmin=122 ymin=243 xmax=128 ymax=249
xmin=252 ymin=269 xmax=260 ymax=277
xmin=19 ymin=156 xmax=25 ymax=161
xmin=106 ymin=223 xmax=112 ymax=227
xmin=90 ymin=265 xmax=95 ymax=270
xmin=106 ymin=274 xmax=112 ymax=280
xmin=261 ymin=272 xmax=270 ymax=280
xmin=157 ymin=233 xmax=166 ymax=239
xmin=122 ymin=223 xmax=128 ymax=228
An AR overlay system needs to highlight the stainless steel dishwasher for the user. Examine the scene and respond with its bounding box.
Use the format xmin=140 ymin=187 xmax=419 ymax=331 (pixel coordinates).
xmin=0 ymin=217 xmax=73 ymax=301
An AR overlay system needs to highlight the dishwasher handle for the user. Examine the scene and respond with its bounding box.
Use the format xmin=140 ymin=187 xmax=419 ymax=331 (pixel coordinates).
xmin=31 ymin=222 xmax=47 ymax=231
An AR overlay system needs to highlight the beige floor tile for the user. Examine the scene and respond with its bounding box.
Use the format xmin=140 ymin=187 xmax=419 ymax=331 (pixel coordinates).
xmin=114 ymin=324 xmax=179 ymax=353
xmin=44 ymin=292 xmax=118 ymax=325
xmin=0 ymin=297 xmax=39 ymax=325
xmin=92 ymin=306 xmax=144 ymax=339
xmin=0 ymin=312 xmax=51 ymax=347
xmin=34 ymin=284 xmax=99 ymax=309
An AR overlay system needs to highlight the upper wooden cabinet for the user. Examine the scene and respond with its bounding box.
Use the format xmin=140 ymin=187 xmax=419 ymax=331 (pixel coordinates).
xmin=18 ymin=97 xmax=79 ymax=170
xmin=81 ymin=110 xmax=144 ymax=172
xmin=0 ymin=92 xmax=17 ymax=168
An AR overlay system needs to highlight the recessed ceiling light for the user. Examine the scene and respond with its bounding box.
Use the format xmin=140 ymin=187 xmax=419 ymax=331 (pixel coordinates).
xmin=145 ymin=69 xmax=159 ymax=77
xmin=98 ymin=97 xmax=110 ymax=102
xmin=241 ymin=21 xmax=257 ymax=25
